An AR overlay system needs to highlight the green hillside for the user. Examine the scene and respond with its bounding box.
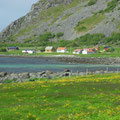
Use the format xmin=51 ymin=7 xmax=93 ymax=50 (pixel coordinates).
xmin=0 ymin=73 xmax=120 ymax=120
xmin=0 ymin=0 xmax=120 ymax=45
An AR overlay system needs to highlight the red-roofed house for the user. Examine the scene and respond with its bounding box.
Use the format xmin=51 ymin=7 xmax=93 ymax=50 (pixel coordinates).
xmin=82 ymin=49 xmax=95 ymax=54
xmin=73 ymin=49 xmax=83 ymax=54
xmin=57 ymin=47 xmax=67 ymax=53
xmin=93 ymin=46 xmax=99 ymax=51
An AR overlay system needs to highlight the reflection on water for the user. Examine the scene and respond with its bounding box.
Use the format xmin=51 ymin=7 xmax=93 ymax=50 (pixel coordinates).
xmin=0 ymin=57 xmax=120 ymax=73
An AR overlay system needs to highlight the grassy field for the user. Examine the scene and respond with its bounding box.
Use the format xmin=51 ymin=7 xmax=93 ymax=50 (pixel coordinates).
xmin=0 ymin=73 xmax=120 ymax=120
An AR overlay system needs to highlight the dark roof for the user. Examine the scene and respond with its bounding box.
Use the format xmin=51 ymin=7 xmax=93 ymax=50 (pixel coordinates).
xmin=104 ymin=46 xmax=110 ymax=48
xmin=45 ymin=46 xmax=54 ymax=50
xmin=8 ymin=47 xmax=19 ymax=49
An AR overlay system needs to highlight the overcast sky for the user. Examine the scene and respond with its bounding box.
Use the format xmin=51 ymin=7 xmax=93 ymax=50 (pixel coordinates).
xmin=0 ymin=0 xmax=38 ymax=32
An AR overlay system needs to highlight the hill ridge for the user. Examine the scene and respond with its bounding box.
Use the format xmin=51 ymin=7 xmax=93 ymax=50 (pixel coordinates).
xmin=0 ymin=0 xmax=120 ymax=44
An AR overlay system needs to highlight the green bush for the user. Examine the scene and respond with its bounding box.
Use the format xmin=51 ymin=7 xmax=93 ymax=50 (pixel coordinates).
xmin=55 ymin=40 xmax=71 ymax=47
xmin=40 ymin=47 xmax=46 ymax=52
xmin=0 ymin=48 xmax=7 ymax=52
xmin=118 ymin=7 xmax=120 ymax=10
xmin=37 ymin=32 xmax=55 ymax=46
xmin=56 ymin=32 xmax=64 ymax=38
xmin=104 ymin=0 xmax=118 ymax=13
xmin=103 ymin=33 xmax=120 ymax=44
xmin=77 ymin=26 xmax=87 ymax=31
xmin=88 ymin=0 xmax=97 ymax=6
xmin=74 ymin=33 xmax=105 ymax=46
xmin=106 ymin=47 xmax=115 ymax=52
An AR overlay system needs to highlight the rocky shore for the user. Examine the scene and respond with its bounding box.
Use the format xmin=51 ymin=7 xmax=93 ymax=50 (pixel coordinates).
xmin=0 ymin=69 xmax=119 ymax=83
xmin=54 ymin=56 xmax=120 ymax=64
xmin=0 ymin=55 xmax=120 ymax=83
xmin=1 ymin=55 xmax=120 ymax=64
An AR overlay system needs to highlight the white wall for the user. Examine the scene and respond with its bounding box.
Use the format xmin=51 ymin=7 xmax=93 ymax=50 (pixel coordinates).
xmin=57 ymin=49 xmax=66 ymax=53
xmin=82 ymin=50 xmax=87 ymax=54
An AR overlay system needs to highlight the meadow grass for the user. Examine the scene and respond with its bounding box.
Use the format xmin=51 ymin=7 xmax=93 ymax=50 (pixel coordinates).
xmin=62 ymin=13 xmax=73 ymax=20
xmin=0 ymin=73 xmax=120 ymax=120
xmin=74 ymin=14 xmax=105 ymax=33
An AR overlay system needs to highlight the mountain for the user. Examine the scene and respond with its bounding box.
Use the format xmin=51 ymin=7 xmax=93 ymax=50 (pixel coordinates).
xmin=0 ymin=0 xmax=120 ymax=44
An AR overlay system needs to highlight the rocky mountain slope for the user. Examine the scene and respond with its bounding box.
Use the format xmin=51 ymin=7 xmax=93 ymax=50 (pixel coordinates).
xmin=0 ymin=0 xmax=120 ymax=43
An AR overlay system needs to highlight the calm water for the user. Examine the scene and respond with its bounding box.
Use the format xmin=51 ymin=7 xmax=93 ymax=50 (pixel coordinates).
xmin=0 ymin=57 xmax=120 ymax=73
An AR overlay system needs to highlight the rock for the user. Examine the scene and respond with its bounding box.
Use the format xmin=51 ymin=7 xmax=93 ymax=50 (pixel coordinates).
xmin=39 ymin=71 xmax=46 ymax=76
xmin=79 ymin=72 xmax=86 ymax=76
xmin=64 ymin=69 xmax=71 ymax=72
xmin=0 ymin=72 xmax=7 ymax=77
xmin=21 ymin=73 xmax=30 ymax=79
xmin=10 ymin=73 xmax=19 ymax=80
xmin=45 ymin=70 xmax=53 ymax=74
xmin=87 ymin=71 xmax=93 ymax=75
xmin=29 ymin=73 xmax=37 ymax=78
xmin=62 ymin=72 xmax=71 ymax=77
xmin=94 ymin=71 xmax=102 ymax=74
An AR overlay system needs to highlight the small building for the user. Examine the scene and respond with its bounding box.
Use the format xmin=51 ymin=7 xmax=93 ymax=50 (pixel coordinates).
xmin=22 ymin=49 xmax=35 ymax=54
xmin=57 ymin=47 xmax=67 ymax=53
xmin=45 ymin=46 xmax=56 ymax=53
xmin=8 ymin=47 xmax=19 ymax=51
xmin=93 ymin=46 xmax=99 ymax=51
xmin=73 ymin=49 xmax=83 ymax=54
xmin=103 ymin=46 xmax=110 ymax=51
xmin=82 ymin=49 xmax=95 ymax=54
xmin=103 ymin=46 xmax=114 ymax=52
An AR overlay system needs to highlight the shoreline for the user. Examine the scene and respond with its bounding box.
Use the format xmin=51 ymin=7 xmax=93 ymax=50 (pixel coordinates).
xmin=0 ymin=54 xmax=120 ymax=64
xmin=0 ymin=70 xmax=119 ymax=83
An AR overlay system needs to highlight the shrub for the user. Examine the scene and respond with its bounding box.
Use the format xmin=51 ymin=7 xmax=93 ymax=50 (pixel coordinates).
xmin=104 ymin=0 xmax=118 ymax=13
xmin=104 ymin=33 xmax=120 ymax=44
xmin=118 ymin=7 xmax=120 ymax=10
xmin=74 ymin=33 xmax=105 ymax=46
xmin=78 ymin=26 xmax=87 ymax=31
xmin=88 ymin=0 xmax=97 ymax=6
xmin=37 ymin=32 xmax=55 ymax=46
xmin=55 ymin=40 xmax=71 ymax=47
xmin=56 ymin=32 xmax=64 ymax=38
xmin=40 ymin=47 xmax=46 ymax=52
xmin=0 ymin=48 xmax=7 ymax=52
xmin=106 ymin=47 xmax=115 ymax=52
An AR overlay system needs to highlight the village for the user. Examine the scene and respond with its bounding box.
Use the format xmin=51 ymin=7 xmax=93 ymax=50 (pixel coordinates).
xmin=7 ymin=46 xmax=112 ymax=55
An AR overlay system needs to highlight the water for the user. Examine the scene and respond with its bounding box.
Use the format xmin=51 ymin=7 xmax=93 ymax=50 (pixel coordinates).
xmin=0 ymin=57 xmax=120 ymax=73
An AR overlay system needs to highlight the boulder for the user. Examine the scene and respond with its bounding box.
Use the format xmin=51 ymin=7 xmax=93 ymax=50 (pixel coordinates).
xmin=39 ymin=71 xmax=46 ymax=76
xmin=29 ymin=73 xmax=37 ymax=78
xmin=21 ymin=73 xmax=30 ymax=79
xmin=45 ymin=70 xmax=53 ymax=74
xmin=10 ymin=73 xmax=19 ymax=80
xmin=64 ymin=69 xmax=71 ymax=72
xmin=62 ymin=72 xmax=71 ymax=77
xmin=0 ymin=72 xmax=7 ymax=77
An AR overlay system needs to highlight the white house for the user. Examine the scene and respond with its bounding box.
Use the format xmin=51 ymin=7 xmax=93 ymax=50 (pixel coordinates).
xmin=82 ymin=49 xmax=95 ymax=54
xmin=73 ymin=49 xmax=83 ymax=54
xmin=22 ymin=49 xmax=27 ymax=54
xmin=57 ymin=47 xmax=67 ymax=53
xmin=45 ymin=46 xmax=56 ymax=53
xmin=22 ymin=49 xmax=35 ymax=54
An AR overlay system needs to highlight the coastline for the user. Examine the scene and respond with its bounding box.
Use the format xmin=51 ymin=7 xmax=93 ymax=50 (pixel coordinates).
xmin=0 ymin=54 xmax=120 ymax=83
xmin=0 ymin=70 xmax=119 ymax=83
xmin=0 ymin=54 xmax=120 ymax=64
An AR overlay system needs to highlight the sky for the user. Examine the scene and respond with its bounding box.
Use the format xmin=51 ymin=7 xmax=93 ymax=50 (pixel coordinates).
xmin=0 ymin=0 xmax=38 ymax=32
